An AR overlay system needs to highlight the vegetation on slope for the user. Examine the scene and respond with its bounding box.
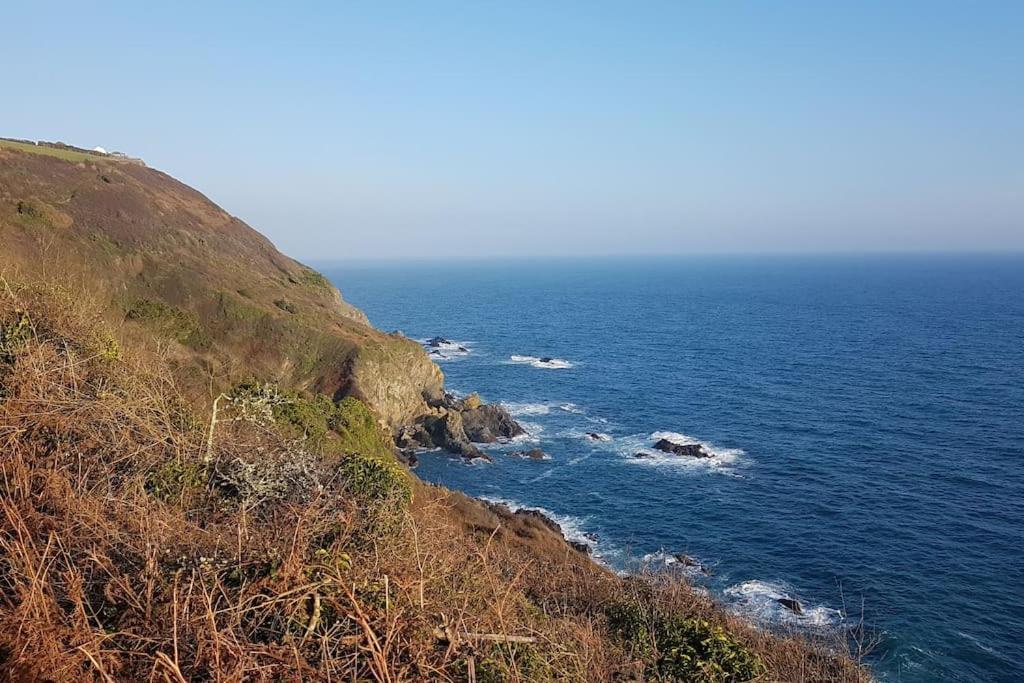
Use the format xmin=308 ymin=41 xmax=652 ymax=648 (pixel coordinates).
xmin=0 ymin=283 xmax=869 ymax=682
xmin=0 ymin=141 xmax=442 ymax=426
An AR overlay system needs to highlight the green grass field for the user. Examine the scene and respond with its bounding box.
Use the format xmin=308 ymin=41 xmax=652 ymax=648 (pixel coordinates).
xmin=0 ymin=139 xmax=109 ymax=163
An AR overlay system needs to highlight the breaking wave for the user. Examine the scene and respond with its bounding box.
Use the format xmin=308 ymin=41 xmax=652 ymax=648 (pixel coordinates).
xmin=507 ymin=354 xmax=574 ymax=369
xmin=724 ymin=580 xmax=843 ymax=629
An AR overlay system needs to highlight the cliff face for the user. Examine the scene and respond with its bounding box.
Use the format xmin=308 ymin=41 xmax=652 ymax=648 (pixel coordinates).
xmin=0 ymin=140 xmax=443 ymax=425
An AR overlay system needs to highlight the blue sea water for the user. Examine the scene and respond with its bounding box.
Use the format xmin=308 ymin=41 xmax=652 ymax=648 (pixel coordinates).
xmin=322 ymin=255 xmax=1024 ymax=681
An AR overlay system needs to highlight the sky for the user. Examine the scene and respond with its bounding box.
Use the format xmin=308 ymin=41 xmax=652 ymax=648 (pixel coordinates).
xmin=3 ymin=1 xmax=1022 ymax=260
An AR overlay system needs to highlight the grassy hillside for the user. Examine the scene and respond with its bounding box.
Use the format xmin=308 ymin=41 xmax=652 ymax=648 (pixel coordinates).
xmin=0 ymin=285 xmax=868 ymax=681
xmin=0 ymin=141 xmax=442 ymax=426
xmin=0 ymin=140 xmax=869 ymax=681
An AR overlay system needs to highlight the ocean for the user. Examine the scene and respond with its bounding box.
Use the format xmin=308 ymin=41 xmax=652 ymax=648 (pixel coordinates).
xmin=321 ymin=254 xmax=1024 ymax=681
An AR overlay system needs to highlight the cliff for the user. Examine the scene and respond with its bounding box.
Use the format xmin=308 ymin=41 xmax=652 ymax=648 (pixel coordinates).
xmin=0 ymin=139 xmax=442 ymax=426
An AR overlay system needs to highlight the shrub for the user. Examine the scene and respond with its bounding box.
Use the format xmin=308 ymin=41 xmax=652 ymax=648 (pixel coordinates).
xmin=228 ymin=383 xmax=392 ymax=460
xmin=0 ymin=310 xmax=32 ymax=362
xmin=338 ymin=453 xmax=411 ymax=507
xmin=124 ymin=297 xmax=211 ymax=349
xmin=273 ymin=298 xmax=298 ymax=314
xmin=606 ymin=601 xmax=765 ymax=682
xmin=146 ymin=458 xmax=207 ymax=503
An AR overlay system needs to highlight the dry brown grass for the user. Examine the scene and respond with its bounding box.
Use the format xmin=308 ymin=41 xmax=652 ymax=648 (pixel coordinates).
xmin=0 ymin=282 xmax=871 ymax=682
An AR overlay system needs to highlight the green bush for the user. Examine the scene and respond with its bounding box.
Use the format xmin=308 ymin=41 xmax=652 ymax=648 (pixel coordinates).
xmin=124 ymin=298 xmax=210 ymax=349
xmin=339 ymin=453 xmax=411 ymax=507
xmin=606 ymin=602 xmax=764 ymax=682
xmin=0 ymin=311 xmax=32 ymax=362
xmin=146 ymin=458 xmax=207 ymax=503
xmin=230 ymin=383 xmax=392 ymax=460
xmin=273 ymin=299 xmax=298 ymax=314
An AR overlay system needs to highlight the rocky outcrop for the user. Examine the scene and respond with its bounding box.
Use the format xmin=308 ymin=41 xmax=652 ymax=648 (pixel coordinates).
xmin=653 ymin=439 xmax=712 ymax=458
xmin=394 ymin=392 xmax=524 ymax=460
xmin=461 ymin=403 xmax=525 ymax=443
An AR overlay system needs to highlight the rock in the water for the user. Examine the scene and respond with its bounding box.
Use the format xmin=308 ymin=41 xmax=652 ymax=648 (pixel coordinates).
xmin=461 ymin=403 xmax=525 ymax=443
xmin=674 ymin=553 xmax=700 ymax=567
xmin=539 ymin=357 xmax=554 ymax=363
xmin=569 ymin=540 xmax=591 ymax=554
xmin=585 ymin=432 xmax=611 ymax=441
xmin=673 ymin=554 xmax=711 ymax=575
xmin=400 ymin=392 xmax=524 ymax=459
xmin=777 ymin=597 xmax=804 ymax=615
xmin=426 ymin=336 xmax=451 ymax=348
xmin=457 ymin=346 xmax=468 ymax=352
xmin=511 ymin=448 xmax=548 ymax=460
xmin=633 ymin=451 xmax=654 ymax=459
xmin=419 ymin=411 xmax=488 ymax=460
xmin=653 ymin=438 xmax=712 ymax=458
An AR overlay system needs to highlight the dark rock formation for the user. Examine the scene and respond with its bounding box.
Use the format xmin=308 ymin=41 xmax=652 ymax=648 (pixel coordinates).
xmin=674 ymin=554 xmax=700 ymax=568
xmin=633 ymin=451 xmax=654 ymax=459
xmin=653 ymin=439 xmax=712 ymax=458
xmin=674 ymin=554 xmax=712 ymax=575
xmin=585 ymin=432 xmax=610 ymax=441
xmin=569 ymin=540 xmax=591 ymax=554
xmin=539 ymin=357 xmax=554 ymax=363
xmin=511 ymin=448 xmax=548 ymax=460
xmin=394 ymin=392 xmax=523 ymax=460
xmin=426 ymin=336 xmax=451 ymax=348
xmin=777 ymin=597 xmax=804 ymax=615
xmin=462 ymin=403 xmax=525 ymax=443
xmin=516 ymin=508 xmax=562 ymax=535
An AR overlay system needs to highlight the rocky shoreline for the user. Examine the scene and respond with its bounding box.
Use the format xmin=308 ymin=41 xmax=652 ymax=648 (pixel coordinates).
xmin=395 ymin=391 xmax=525 ymax=462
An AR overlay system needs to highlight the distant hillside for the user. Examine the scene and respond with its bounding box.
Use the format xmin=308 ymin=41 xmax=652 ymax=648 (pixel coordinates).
xmin=0 ymin=139 xmax=442 ymax=425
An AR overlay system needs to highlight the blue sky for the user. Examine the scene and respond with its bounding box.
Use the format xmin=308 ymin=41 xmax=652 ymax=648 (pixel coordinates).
xmin=4 ymin=1 xmax=1022 ymax=259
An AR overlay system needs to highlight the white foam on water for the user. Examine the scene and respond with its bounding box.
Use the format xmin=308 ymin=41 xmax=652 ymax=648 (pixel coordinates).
xmin=501 ymin=420 xmax=544 ymax=445
xmin=958 ymin=630 xmax=999 ymax=656
xmin=502 ymin=401 xmax=553 ymax=416
xmin=618 ymin=430 xmax=747 ymax=476
xmin=637 ymin=550 xmax=712 ymax=578
xmin=479 ymin=497 xmax=592 ymax=546
xmin=420 ymin=338 xmax=474 ymax=362
xmin=558 ymin=427 xmax=617 ymax=444
xmin=507 ymin=354 xmax=574 ymax=369
xmin=477 ymin=496 xmax=620 ymax=564
xmin=559 ymin=402 xmax=585 ymax=414
xmin=724 ymin=580 xmax=843 ymax=630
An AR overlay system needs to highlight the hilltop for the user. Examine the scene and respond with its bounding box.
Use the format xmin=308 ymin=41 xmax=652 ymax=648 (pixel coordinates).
xmin=0 ymin=140 xmax=867 ymax=681
xmin=0 ymin=138 xmax=441 ymax=426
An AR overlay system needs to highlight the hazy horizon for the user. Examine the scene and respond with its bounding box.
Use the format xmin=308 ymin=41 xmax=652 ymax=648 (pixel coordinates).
xmin=4 ymin=2 xmax=1022 ymax=260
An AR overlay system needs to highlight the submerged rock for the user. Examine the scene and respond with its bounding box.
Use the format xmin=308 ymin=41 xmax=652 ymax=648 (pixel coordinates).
xmin=585 ymin=432 xmax=611 ymax=441
xmin=511 ymin=448 xmax=548 ymax=460
xmin=539 ymin=356 xmax=554 ymax=363
xmin=777 ymin=597 xmax=804 ymax=615
xmin=426 ymin=336 xmax=451 ymax=348
xmin=674 ymin=553 xmax=712 ymax=575
xmin=653 ymin=438 xmax=712 ymax=458
xmin=633 ymin=451 xmax=654 ymax=459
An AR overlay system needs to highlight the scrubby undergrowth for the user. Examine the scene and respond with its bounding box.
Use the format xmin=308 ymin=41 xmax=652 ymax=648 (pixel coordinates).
xmin=0 ymin=283 xmax=869 ymax=682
